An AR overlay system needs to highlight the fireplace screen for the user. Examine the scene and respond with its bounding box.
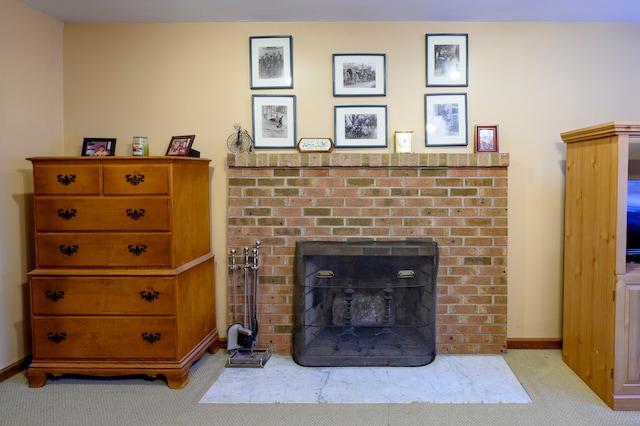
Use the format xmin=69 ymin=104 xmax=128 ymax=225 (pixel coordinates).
xmin=293 ymin=240 xmax=438 ymax=367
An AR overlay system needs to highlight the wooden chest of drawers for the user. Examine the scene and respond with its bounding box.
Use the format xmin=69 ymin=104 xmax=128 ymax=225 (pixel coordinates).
xmin=27 ymin=157 xmax=218 ymax=389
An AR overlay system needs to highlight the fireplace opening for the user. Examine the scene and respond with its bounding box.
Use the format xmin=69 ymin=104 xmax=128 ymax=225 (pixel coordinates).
xmin=293 ymin=240 xmax=439 ymax=367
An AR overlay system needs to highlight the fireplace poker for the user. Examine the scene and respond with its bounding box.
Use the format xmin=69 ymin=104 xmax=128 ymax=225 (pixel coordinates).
xmin=251 ymin=241 xmax=261 ymax=342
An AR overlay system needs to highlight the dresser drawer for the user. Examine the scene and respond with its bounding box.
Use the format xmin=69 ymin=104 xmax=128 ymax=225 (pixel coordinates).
xmin=30 ymin=276 xmax=176 ymax=315
xmin=36 ymin=233 xmax=173 ymax=268
xmin=32 ymin=316 xmax=176 ymax=359
xmin=33 ymin=164 xmax=101 ymax=195
xmin=102 ymin=164 xmax=170 ymax=195
xmin=34 ymin=197 xmax=171 ymax=231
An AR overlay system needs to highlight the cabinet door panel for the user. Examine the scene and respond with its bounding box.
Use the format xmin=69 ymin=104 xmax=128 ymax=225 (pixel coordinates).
xmin=36 ymin=233 xmax=173 ymax=267
xmin=33 ymin=165 xmax=101 ymax=195
xmin=32 ymin=316 xmax=177 ymax=359
xmin=30 ymin=276 xmax=176 ymax=315
xmin=35 ymin=197 xmax=171 ymax=231
xmin=102 ymin=165 xmax=170 ymax=195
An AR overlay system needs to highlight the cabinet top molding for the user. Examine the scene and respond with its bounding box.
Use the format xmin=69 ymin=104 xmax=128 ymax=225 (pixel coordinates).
xmin=561 ymin=121 xmax=640 ymax=144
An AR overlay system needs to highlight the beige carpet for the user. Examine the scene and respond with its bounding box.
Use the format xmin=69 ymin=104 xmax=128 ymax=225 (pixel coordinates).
xmin=2 ymin=350 xmax=640 ymax=425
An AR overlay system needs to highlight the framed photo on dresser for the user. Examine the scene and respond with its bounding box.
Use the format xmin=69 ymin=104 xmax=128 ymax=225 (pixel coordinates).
xmin=81 ymin=138 xmax=116 ymax=156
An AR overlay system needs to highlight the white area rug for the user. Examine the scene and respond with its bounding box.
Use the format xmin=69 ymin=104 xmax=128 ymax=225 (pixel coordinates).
xmin=199 ymin=354 xmax=532 ymax=404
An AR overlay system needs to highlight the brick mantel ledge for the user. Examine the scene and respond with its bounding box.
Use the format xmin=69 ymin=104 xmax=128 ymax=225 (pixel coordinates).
xmin=227 ymin=152 xmax=509 ymax=168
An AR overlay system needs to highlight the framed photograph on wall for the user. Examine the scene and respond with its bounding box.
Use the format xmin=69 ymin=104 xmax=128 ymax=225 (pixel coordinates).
xmin=332 ymin=54 xmax=386 ymax=97
xmin=426 ymin=33 xmax=468 ymax=87
xmin=249 ymin=36 xmax=293 ymax=89
xmin=424 ymin=93 xmax=468 ymax=147
xmin=475 ymin=125 xmax=499 ymax=153
xmin=252 ymin=94 xmax=297 ymax=148
xmin=166 ymin=135 xmax=195 ymax=156
xmin=81 ymin=138 xmax=116 ymax=156
xmin=334 ymin=105 xmax=388 ymax=148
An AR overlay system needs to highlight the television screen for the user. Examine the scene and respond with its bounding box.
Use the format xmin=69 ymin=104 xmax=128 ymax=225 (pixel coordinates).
xmin=627 ymin=179 xmax=640 ymax=262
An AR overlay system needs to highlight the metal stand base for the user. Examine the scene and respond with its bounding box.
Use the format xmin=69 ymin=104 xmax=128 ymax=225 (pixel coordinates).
xmin=226 ymin=346 xmax=272 ymax=368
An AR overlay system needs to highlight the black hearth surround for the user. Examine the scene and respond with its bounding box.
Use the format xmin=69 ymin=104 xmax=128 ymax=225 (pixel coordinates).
xmin=293 ymin=240 xmax=438 ymax=367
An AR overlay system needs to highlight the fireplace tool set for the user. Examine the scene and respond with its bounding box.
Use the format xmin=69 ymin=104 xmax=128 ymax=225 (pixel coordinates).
xmin=226 ymin=241 xmax=271 ymax=368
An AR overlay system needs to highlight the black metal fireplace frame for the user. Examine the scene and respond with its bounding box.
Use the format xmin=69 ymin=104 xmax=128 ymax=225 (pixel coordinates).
xmin=293 ymin=240 xmax=439 ymax=367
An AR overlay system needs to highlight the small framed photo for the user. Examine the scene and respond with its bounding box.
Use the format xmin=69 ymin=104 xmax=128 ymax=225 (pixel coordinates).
xmin=334 ymin=105 xmax=388 ymax=148
xmin=249 ymin=36 xmax=293 ymax=89
xmin=166 ymin=135 xmax=195 ymax=156
xmin=424 ymin=93 xmax=468 ymax=147
xmin=426 ymin=33 xmax=468 ymax=87
xmin=81 ymin=138 xmax=116 ymax=156
xmin=252 ymin=95 xmax=297 ymax=149
xmin=475 ymin=125 xmax=499 ymax=153
xmin=333 ymin=54 xmax=386 ymax=97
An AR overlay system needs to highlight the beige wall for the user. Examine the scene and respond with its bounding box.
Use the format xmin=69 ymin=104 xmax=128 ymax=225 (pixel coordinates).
xmin=61 ymin=21 xmax=640 ymax=343
xmin=3 ymin=16 xmax=640 ymax=370
xmin=0 ymin=0 xmax=63 ymax=370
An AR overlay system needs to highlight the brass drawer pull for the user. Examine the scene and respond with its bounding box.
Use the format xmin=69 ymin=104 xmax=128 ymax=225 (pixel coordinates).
xmin=128 ymin=244 xmax=147 ymax=256
xmin=56 ymin=174 xmax=76 ymax=186
xmin=47 ymin=332 xmax=67 ymax=343
xmin=140 ymin=289 xmax=160 ymax=302
xmin=45 ymin=290 xmax=65 ymax=302
xmin=141 ymin=332 xmax=161 ymax=344
xmin=59 ymin=244 xmax=79 ymax=256
xmin=57 ymin=209 xmax=77 ymax=220
xmin=125 ymin=173 xmax=145 ymax=186
xmin=126 ymin=208 xmax=146 ymax=220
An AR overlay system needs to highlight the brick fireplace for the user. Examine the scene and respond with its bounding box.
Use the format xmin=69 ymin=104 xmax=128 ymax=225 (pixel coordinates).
xmin=227 ymin=152 xmax=509 ymax=355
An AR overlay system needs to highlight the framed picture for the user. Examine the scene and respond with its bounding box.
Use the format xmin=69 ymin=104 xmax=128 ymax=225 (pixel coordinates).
xmin=166 ymin=135 xmax=195 ymax=156
xmin=249 ymin=36 xmax=293 ymax=89
xmin=475 ymin=125 xmax=499 ymax=153
xmin=426 ymin=33 xmax=468 ymax=87
xmin=334 ymin=105 xmax=388 ymax=148
xmin=332 ymin=54 xmax=386 ymax=97
xmin=252 ymin=95 xmax=297 ymax=149
xmin=81 ymin=138 xmax=116 ymax=156
xmin=424 ymin=93 xmax=468 ymax=147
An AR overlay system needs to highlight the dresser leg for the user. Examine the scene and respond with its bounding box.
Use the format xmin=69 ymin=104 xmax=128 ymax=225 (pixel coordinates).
xmin=165 ymin=372 xmax=189 ymax=389
xmin=208 ymin=342 xmax=220 ymax=354
xmin=27 ymin=370 xmax=47 ymax=388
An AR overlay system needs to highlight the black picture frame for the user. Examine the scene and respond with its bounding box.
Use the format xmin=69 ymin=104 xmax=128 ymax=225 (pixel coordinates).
xmin=426 ymin=33 xmax=469 ymax=87
xmin=424 ymin=93 xmax=468 ymax=147
xmin=334 ymin=105 xmax=388 ymax=148
xmin=332 ymin=54 xmax=386 ymax=97
xmin=251 ymin=95 xmax=297 ymax=149
xmin=249 ymin=36 xmax=293 ymax=89
xmin=81 ymin=138 xmax=116 ymax=156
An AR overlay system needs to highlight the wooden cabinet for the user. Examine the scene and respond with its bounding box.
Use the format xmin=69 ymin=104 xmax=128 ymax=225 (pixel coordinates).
xmin=561 ymin=122 xmax=640 ymax=410
xmin=26 ymin=157 xmax=218 ymax=389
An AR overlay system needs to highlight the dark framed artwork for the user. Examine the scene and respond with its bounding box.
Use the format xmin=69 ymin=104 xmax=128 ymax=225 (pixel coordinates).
xmin=81 ymin=138 xmax=116 ymax=156
xmin=475 ymin=125 xmax=499 ymax=153
xmin=334 ymin=105 xmax=388 ymax=148
xmin=333 ymin=54 xmax=386 ymax=97
xmin=426 ymin=33 xmax=468 ymax=87
xmin=424 ymin=93 xmax=468 ymax=147
xmin=165 ymin=135 xmax=195 ymax=156
xmin=249 ymin=36 xmax=293 ymax=89
xmin=252 ymin=95 xmax=297 ymax=149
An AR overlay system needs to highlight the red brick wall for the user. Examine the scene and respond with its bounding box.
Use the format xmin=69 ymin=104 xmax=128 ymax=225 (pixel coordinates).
xmin=227 ymin=152 xmax=509 ymax=354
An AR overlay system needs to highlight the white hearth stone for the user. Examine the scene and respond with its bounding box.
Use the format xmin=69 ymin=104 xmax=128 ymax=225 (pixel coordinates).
xmin=199 ymin=354 xmax=531 ymax=404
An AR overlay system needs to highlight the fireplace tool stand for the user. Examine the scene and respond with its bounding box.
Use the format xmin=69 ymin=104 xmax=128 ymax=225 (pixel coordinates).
xmin=226 ymin=241 xmax=271 ymax=368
